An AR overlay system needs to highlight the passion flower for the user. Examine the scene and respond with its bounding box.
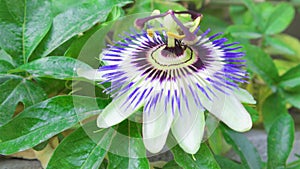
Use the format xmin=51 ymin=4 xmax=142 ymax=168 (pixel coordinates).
xmin=96 ymin=10 xmax=254 ymax=154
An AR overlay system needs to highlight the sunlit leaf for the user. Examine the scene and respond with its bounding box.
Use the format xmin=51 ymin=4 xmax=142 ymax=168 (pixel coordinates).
xmin=10 ymin=56 xmax=93 ymax=80
xmin=279 ymin=64 xmax=300 ymax=90
xmin=264 ymin=36 xmax=296 ymax=56
xmin=34 ymin=0 xmax=133 ymax=57
xmin=0 ymin=0 xmax=52 ymax=65
xmin=264 ymin=3 xmax=295 ymax=35
xmin=226 ymin=25 xmax=262 ymax=39
xmin=0 ymin=75 xmax=47 ymax=126
xmin=0 ymin=95 xmax=110 ymax=154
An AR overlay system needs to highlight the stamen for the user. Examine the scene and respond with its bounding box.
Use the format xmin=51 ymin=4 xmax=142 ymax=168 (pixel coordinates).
xmin=168 ymin=10 xmax=197 ymax=43
xmin=167 ymin=32 xmax=186 ymax=40
xmin=135 ymin=10 xmax=201 ymax=46
xmin=135 ymin=13 xmax=169 ymax=29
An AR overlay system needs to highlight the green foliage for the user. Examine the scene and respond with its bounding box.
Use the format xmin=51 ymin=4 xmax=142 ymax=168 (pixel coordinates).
xmin=0 ymin=0 xmax=52 ymax=65
xmin=10 ymin=56 xmax=92 ymax=80
xmin=222 ymin=126 xmax=262 ymax=169
xmin=47 ymin=122 xmax=116 ymax=169
xmin=0 ymin=75 xmax=47 ymax=126
xmin=0 ymin=0 xmax=299 ymax=168
xmin=171 ymin=143 xmax=221 ymax=169
xmin=107 ymin=121 xmax=150 ymax=169
xmin=0 ymin=96 xmax=109 ymax=155
xmin=267 ymin=113 xmax=295 ymax=168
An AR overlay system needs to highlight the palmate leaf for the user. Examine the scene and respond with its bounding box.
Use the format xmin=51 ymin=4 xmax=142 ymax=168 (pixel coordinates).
xmin=47 ymin=121 xmax=116 ymax=169
xmin=0 ymin=75 xmax=47 ymax=126
xmin=0 ymin=0 xmax=52 ymax=65
xmin=0 ymin=95 xmax=110 ymax=155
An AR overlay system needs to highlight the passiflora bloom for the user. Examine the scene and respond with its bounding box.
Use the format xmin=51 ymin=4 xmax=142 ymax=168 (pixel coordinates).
xmin=96 ymin=10 xmax=255 ymax=154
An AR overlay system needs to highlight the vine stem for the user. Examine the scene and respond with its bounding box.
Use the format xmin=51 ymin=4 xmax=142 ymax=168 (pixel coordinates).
xmin=206 ymin=0 xmax=300 ymax=7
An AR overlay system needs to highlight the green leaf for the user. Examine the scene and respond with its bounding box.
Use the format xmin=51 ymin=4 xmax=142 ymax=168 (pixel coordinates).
xmin=262 ymin=92 xmax=288 ymax=132
xmin=279 ymin=64 xmax=300 ymax=90
xmin=162 ymin=160 xmax=182 ymax=169
xmin=11 ymin=56 xmax=93 ymax=80
xmin=0 ymin=0 xmax=52 ymax=65
xmin=107 ymin=120 xmax=150 ymax=169
xmin=241 ymin=0 xmax=263 ymax=30
xmin=0 ymin=75 xmax=47 ymax=126
xmin=0 ymin=49 xmax=14 ymax=66
xmin=207 ymin=125 xmax=231 ymax=155
xmin=171 ymin=143 xmax=221 ymax=169
xmin=244 ymin=44 xmax=279 ymax=87
xmin=65 ymin=6 xmax=125 ymax=58
xmin=222 ymin=126 xmax=262 ymax=169
xmin=0 ymin=60 xmax=14 ymax=73
xmin=127 ymin=0 xmax=186 ymax=14
xmin=51 ymin=0 xmax=85 ymax=17
xmin=284 ymin=91 xmax=300 ymax=109
xmin=274 ymin=60 xmax=298 ymax=76
xmin=152 ymin=0 xmax=186 ymax=12
xmin=264 ymin=3 xmax=295 ymax=35
xmin=0 ymin=95 xmax=110 ymax=154
xmin=256 ymin=2 xmax=276 ymax=30
xmin=226 ymin=25 xmax=262 ymax=39
xmin=287 ymin=159 xmax=300 ymax=169
xmin=47 ymin=121 xmax=116 ymax=169
xmin=244 ymin=105 xmax=259 ymax=123
xmin=264 ymin=36 xmax=296 ymax=56
xmin=267 ymin=113 xmax=295 ymax=168
xmin=274 ymin=34 xmax=300 ymax=61
xmin=229 ymin=6 xmax=247 ymax=25
xmin=200 ymin=14 xmax=229 ymax=34
xmin=215 ymin=155 xmax=246 ymax=169
xmin=34 ymin=0 xmax=133 ymax=57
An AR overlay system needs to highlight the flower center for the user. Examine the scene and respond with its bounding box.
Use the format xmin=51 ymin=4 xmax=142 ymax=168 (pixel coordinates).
xmin=149 ymin=40 xmax=198 ymax=70
xmin=162 ymin=39 xmax=186 ymax=57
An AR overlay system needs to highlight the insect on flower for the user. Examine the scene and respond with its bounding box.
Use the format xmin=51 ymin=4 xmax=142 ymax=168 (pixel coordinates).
xmin=96 ymin=10 xmax=255 ymax=154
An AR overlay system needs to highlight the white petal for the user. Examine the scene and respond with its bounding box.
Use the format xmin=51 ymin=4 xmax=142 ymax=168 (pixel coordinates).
xmin=143 ymin=101 xmax=173 ymax=154
xmin=77 ymin=68 xmax=105 ymax=81
xmin=97 ymin=92 xmax=143 ymax=128
xmin=171 ymin=95 xmax=205 ymax=154
xmin=233 ymin=88 xmax=256 ymax=104
xmin=206 ymin=90 xmax=252 ymax=132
